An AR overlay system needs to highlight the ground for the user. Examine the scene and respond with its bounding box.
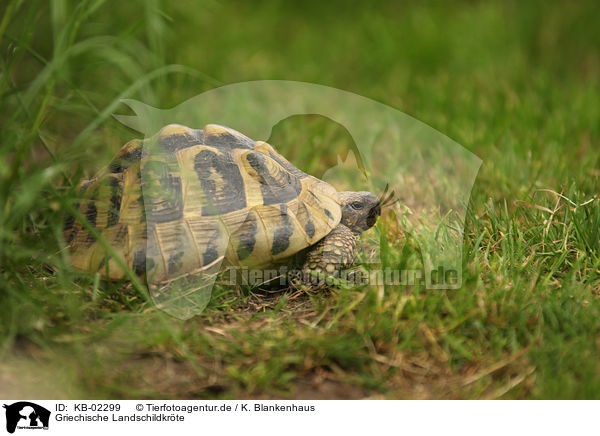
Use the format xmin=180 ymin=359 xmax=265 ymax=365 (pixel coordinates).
xmin=0 ymin=0 xmax=599 ymax=399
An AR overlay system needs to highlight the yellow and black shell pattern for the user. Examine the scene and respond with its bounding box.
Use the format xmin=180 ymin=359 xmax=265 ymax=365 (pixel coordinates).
xmin=64 ymin=124 xmax=342 ymax=282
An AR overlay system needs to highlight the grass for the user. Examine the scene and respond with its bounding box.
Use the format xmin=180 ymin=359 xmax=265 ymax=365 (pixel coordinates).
xmin=1 ymin=0 xmax=599 ymax=399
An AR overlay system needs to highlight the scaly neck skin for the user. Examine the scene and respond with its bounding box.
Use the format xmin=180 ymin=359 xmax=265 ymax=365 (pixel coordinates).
xmin=344 ymin=224 xmax=363 ymax=237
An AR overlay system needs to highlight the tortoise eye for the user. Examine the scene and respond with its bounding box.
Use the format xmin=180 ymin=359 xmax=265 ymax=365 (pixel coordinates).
xmin=350 ymin=201 xmax=364 ymax=210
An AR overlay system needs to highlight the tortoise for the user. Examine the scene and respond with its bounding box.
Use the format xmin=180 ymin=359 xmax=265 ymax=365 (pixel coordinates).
xmin=64 ymin=124 xmax=381 ymax=288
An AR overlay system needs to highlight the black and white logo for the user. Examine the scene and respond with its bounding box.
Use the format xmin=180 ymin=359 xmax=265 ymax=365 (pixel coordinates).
xmin=3 ymin=402 xmax=50 ymax=434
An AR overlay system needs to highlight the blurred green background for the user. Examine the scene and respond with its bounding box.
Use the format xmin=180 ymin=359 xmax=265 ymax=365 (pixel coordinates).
xmin=0 ymin=0 xmax=599 ymax=399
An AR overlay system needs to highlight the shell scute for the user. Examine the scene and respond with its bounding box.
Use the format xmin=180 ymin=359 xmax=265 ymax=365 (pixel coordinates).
xmin=203 ymin=124 xmax=255 ymax=150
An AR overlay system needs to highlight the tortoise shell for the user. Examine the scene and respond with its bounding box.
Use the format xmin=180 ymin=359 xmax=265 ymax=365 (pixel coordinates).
xmin=64 ymin=124 xmax=342 ymax=282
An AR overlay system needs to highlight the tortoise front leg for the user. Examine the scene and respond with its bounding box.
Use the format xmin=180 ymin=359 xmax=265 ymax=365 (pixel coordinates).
xmin=292 ymin=224 xmax=358 ymax=289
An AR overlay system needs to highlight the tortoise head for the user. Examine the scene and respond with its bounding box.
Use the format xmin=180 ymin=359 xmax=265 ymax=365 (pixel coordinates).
xmin=336 ymin=191 xmax=381 ymax=234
